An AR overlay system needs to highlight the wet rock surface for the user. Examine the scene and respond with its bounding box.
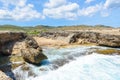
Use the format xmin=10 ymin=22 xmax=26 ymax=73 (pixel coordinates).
xmin=95 ymin=49 xmax=120 ymax=55
xmin=0 ymin=70 xmax=12 ymax=80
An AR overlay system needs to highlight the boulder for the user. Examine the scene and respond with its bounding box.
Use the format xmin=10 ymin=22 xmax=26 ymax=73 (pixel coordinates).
xmin=21 ymin=48 xmax=47 ymax=64
xmin=21 ymin=36 xmax=47 ymax=64
xmin=0 ymin=70 xmax=12 ymax=80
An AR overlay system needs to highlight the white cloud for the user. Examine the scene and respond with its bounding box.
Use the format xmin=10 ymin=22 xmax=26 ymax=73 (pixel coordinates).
xmin=78 ymin=4 xmax=102 ymax=16
xmin=43 ymin=0 xmax=107 ymax=20
xmin=85 ymin=0 xmax=94 ymax=4
xmin=0 ymin=0 xmax=44 ymax=21
xmin=104 ymin=0 xmax=120 ymax=9
xmin=43 ymin=0 xmax=79 ymax=20
xmin=0 ymin=9 xmax=11 ymax=20
xmin=43 ymin=0 xmax=120 ymax=19
xmin=44 ymin=0 xmax=67 ymax=8
xmin=10 ymin=4 xmax=44 ymax=21
xmin=1 ymin=0 xmax=120 ymax=21
xmin=100 ymin=0 xmax=120 ymax=17
xmin=0 ymin=0 xmax=26 ymax=8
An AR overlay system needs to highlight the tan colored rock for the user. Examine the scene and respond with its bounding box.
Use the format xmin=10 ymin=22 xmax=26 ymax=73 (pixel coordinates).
xmin=21 ymin=36 xmax=47 ymax=64
xmin=95 ymin=49 xmax=120 ymax=55
xmin=39 ymin=31 xmax=120 ymax=47
xmin=0 ymin=70 xmax=12 ymax=80
xmin=0 ymin=31 xmax=47 ymax=65
xmin=21 ymin=48 xmax=47 ymax=64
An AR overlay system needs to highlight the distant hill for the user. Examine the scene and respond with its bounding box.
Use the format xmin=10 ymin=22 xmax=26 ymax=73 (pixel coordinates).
xmin=0 ymin=24 xmax=114 ymax=35
xmin=0 ymin=25 xmax=24 ymax=31
xmin=94 ymin=25 xmax=112 ymax=28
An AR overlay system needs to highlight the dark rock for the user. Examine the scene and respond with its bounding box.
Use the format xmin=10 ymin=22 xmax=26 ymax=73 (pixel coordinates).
xmin=25 ymin=36 xmax=39 ymax=49
xmin=0 ymin=31 xmax=27 ymax=55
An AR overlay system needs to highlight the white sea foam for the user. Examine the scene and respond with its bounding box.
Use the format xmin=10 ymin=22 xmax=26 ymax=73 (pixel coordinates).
xmin=28 ymin=53 xmax=120 ymax=80
xmin=13 ymin=46 xmax=120 ymax=80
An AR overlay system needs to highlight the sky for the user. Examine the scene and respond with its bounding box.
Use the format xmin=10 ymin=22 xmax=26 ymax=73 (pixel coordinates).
xmin=0 ymin=0 xmax=120 ymax=27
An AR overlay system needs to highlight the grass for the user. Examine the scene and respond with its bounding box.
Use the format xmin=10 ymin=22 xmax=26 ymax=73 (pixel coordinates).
xmin=0 ymin=25 xmax=49 ymax=35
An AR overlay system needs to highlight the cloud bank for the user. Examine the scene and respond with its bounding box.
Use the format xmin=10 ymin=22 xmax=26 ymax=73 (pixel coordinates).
xmin=0 ymin=0 xmax=120 ymax=21
xmin=0 ymin=0 xmax=44 ymax=21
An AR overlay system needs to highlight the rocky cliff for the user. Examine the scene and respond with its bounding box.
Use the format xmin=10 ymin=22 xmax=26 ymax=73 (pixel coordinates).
xmin=0 ymin=31 xmax=47 ymax=79
xmin=0 ymin=31 xmax=47 ymax=65
xmin=39 ymin=31 xmax=120 ymax=47
xmin=0 ymin=31 xmax=26 ymax=55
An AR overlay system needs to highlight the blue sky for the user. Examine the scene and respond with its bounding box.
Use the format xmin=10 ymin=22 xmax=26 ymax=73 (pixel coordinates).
xmin=0 ymin=0 xmax=120 ymax=27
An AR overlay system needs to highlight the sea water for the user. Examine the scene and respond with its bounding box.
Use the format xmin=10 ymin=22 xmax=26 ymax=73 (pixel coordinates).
xmin=13 ymin=46 xmax=120 ymax=80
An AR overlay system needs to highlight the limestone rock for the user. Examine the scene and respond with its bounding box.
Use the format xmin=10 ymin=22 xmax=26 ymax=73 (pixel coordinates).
xmin=21 ymin=36 xmax=47 ymax=64
xmin=0 ymin=31 xmax=26 ymax=44
xmin=39 ymin=31 xmax=120 ymax=47
xmin=21 ymin=48 xmax=47 ymax=64
xmin=0 ymin=31 xmax=47 ymax=65
xmin=25 ymin=36 xmax=39 ymax=49
xmin=0 ymin=31 xmax=26 ymax=55
xmin=0 ymin=70 xmax=12 ymax=80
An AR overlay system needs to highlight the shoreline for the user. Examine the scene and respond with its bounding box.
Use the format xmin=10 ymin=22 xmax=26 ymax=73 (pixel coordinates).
xmin=0 ymin=30 xmax=120 ymax=80
xmin=34 ymin=37 xmax=97 ymax=48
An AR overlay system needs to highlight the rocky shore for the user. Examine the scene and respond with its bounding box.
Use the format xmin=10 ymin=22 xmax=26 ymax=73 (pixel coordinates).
xmin=0 ymin=31 xmax=47 ymax=79
xmin=0 ymin=30 xmax=120 ymax=79
xmin=39 ymin=31 xmax=120 ymax=47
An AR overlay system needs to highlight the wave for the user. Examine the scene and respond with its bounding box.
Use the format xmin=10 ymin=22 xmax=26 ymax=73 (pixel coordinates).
xmin=13 ymin=46 xmax=120 ymax=80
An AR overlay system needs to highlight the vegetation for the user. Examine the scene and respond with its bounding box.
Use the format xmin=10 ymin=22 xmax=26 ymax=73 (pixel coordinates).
xmin=0 ymin=24 xmax=114 ymax=35
xmin=0 ymin=25 xmax=24 ymax=31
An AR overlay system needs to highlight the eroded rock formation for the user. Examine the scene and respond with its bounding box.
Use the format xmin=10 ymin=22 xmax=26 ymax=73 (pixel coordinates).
xmin=0 ymin=31 xmax=47 ymax=64
xmin=0 ymin=31 xmax=47 ymax=80
xmin=39 ymin=31 xmax=120 ymax=47
xmin=0 ymin=31 xmax=26 ymax=55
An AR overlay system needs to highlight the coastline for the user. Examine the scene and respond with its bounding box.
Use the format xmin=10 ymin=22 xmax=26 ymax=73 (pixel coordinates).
xmin=0 ymin=29 xmax=120 ymax=80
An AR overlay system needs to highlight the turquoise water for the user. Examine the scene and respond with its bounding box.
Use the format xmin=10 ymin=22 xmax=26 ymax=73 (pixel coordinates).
xmin=13 ymin=46 xmax=120 ymax=80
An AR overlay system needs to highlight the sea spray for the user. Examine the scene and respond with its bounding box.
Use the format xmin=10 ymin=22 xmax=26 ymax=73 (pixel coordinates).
xmin=29 ymin=54 xmax=120 ymax=80
xmin=13 ymin=46 xmax=120 ymax=80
